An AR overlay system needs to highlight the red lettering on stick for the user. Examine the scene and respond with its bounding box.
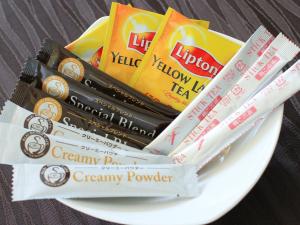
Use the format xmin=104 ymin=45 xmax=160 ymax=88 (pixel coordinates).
xmin=228 ymin=106 xmax=257 ymax=129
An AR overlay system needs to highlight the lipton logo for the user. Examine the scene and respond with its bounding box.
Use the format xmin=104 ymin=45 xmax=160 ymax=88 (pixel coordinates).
xmin=128 ymin=32 xmax=156 ymax=54
xmin=20 ymin=131 xmax=50 ymax=158
xmin=24 ymin=114 xmax=53 ymax=134
xmin=170 ymin=42 xmax=223 ymax=78
xmin=40 ymin=165 xmax=70 ymax=187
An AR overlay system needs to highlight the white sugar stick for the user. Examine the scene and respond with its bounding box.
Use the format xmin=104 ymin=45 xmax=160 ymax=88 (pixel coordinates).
xmin=0 ymin=123 xmax=172 ymax=166
xmin=144 ymin=26 xmax=274 ymax=155
xmin=172 ymin=60 xmax=300 ymax=170
xmin=171 ymin=33 xmax=299 ymax=154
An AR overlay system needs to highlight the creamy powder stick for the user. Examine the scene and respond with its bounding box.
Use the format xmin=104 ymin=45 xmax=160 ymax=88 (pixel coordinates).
xmin=12 ymin=164 xmax=198 ymax=201
xmin=0 ymin=123 xmax=172 ymax=166
xmin=145 ymin=26 xmax=274 ymax=155
xmin=0 ymin=101 xmax=143 ymax=152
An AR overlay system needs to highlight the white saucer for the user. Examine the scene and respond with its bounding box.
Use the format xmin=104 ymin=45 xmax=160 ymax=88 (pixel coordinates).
xmin=59 ymin=17 xmax=284 ymax=225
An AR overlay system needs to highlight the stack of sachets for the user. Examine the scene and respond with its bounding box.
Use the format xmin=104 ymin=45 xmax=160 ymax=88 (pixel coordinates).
xmin=0 ymin=2 xmax=299 ymax=201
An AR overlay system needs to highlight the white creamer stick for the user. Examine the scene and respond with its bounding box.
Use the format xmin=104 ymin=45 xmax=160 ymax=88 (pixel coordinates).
xmin=0 ymin=101 xmax=140 ymax=153
xmin=12 ymin=164 xmax=198 ymax=201
xmin=172 ymin=60 xmax=300 ymax=170
xmin=144 ymin=26 xmax=274 ymax=155
xmin=0 ymin=123 xmax=171 ymax=165
xmin=171 ymin=33 xmax=300 ymax=154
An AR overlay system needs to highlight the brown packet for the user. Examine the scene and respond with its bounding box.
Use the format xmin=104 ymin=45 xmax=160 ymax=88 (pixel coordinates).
xmin=20 ymin=58 xmax=172 ymax=138
xmin=10 ymin=81 xmax=153 ymax=149
xmin=37 ymin=38 xmax=179 ymax=118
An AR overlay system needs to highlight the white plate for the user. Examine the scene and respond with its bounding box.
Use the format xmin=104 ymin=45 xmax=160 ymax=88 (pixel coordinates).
xmin=59 ymin=18 xmax=284 ymax=225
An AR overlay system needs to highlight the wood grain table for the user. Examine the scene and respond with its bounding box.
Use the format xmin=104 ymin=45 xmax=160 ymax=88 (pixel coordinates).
xmin=0 ymin=0 xmax=299 ymax=224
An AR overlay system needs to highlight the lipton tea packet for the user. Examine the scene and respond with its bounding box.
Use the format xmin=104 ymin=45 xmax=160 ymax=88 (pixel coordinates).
xmin=145 ymin=26 xmax=274 ymax=155
xmin=65 ymin=16 xmax=109 ymax=64
xmin=0 ymin=122 xmax=172 ymax=166
xmin=99 ymin=3 xmax=209 ymax=84
xmin=0 ymin=100 xmax=145 ymax=152
xmin=12 ymin=164 xmax=198 ymax=201
xmin=171 ymin=33 xmax=300 ymax=154
xmin=130 ymin=8 xmax=241 ymax=111
xmin=10 ymin=82 xmax=153 ymax=149
xmin=172 ymin=60 xmax=300 ymax=170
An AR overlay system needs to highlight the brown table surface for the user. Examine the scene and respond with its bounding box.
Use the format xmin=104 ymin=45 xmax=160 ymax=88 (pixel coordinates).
xmin=0 ymin=0 xmax=299 ymax=224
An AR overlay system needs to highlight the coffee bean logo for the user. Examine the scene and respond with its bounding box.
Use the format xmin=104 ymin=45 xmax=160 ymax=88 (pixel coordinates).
xmin=58 ymin=58 xmax=84 ymax=81
xmin=20 ymin=131 xmax=50 ymax=158
xmin=42 ymin=75 xmax=69 ymax=100
xmin=40 ymin=165 xmax=70 ymax=187
xmin=33 ymin=97 xmax=62 ymax=122
xmin=24 ymin=114 xmax=53 ymax=134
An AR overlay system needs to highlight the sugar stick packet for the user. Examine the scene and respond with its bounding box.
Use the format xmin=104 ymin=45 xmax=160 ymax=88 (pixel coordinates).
xmin=65 ymin=16 xmax=109 ymax=64
xmin=21 ymin=59 xmax=172 ymax=137
xmin=0 ymin=101 xmax=144 ymax=152
xmin=100 ymin=3 xmax=209 ymax=83
xmin=12 ymin=164 xmax=198 ymax=201
xmin=10 ymin=82 xmax=153 ymax=149
xmin=130 ymin=8 xmax=241 ymax=111
xmin=38 ymin=39 xmax=179 ymax=118
xmin=171 ymin=33 xmax=300 ymax=154
xmin=0 ymin=122 xmax=172 ymax=166
xmin=172 ymin=60 xmax=300 ymax=170
xmin=145 ymin=26 xmax=274 ymax=155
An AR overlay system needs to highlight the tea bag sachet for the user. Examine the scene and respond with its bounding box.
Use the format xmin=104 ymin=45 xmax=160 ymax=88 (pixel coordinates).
xmin=65 ymin=17 xmax=109 ymax=65
xmin=130 ymin=8 xmax=241 ymax=111
xmin=100 ymin=3 xmax=209 ymax=84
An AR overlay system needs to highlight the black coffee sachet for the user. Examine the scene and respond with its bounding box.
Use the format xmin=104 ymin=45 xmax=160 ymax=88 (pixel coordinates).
xmin=21 ymin=58 xmax=172 ymax=139
xmin=11 ymin=81 xmax=153 ymax=149
xmin=36 ymin=38 xmax=179 ymax=118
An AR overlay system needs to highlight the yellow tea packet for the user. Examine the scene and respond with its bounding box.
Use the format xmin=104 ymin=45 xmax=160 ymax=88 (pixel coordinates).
xmin=65 ymin=17 xmax=109 ymax=67
xmin=130 ymin=8 xmax=241 ymax=111
xmin=99 ymin=3 xmax=209 ymax=84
